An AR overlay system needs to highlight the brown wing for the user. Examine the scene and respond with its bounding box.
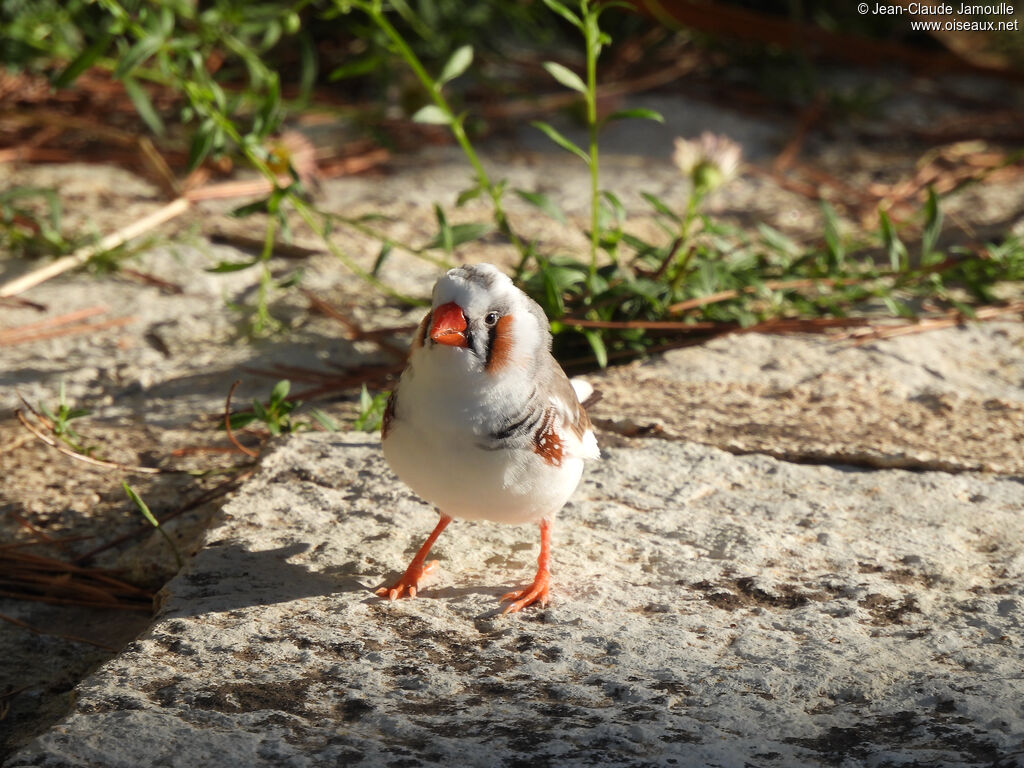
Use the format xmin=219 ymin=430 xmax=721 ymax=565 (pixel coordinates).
xmin=542 ymin=359 xmax=594 ymax=445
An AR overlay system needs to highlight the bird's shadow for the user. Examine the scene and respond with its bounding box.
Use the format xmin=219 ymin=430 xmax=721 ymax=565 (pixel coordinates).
xmin=159 ymin=541 xmax=525 ymax=620
xmin=360 ymin=571 xmax=528 ymax=618
xmin=161 ymin=541 xmax=371 ymax=619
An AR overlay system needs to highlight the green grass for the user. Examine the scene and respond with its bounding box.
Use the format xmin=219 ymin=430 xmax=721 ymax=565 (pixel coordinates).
xmin=3 ymin=0 xmax=1021 ymax=364
xmin=37 ymin=381 xmax=93 ymax=455
xmin=227 ymin=379 xmax=338 ymax=436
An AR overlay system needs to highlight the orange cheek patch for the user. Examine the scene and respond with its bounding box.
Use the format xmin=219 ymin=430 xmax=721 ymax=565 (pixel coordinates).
xmin=485 ymin=315 xmax=515 ymax=374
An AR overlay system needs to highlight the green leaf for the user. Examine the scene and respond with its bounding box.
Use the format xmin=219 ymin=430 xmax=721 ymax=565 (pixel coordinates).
xmin=882 ymin=295 xmax=916 ymax=319
xmin=757 ymin=223 xmax=798 ymax=257
xmin=229 ymin=198 xmax=270 ymax=218
xmin=254 ymin=73 xmax=282 ymax=138
xmin=424 ymin=221 xmax=493 ymax=251
xmin=531 ymin=121 xmax=589 ymax=164
xmin=372 ymin=242 xmax=393 ymax=276
xmin=514 ymin=189 xmax=567 ymax=225
xmin=542 ymin=61 xmax=586 ymax=93
xmin=541 ymin=0 xmax=582 ymax=27
xmin=601 ymin=190 xmax=626 ymax=225
xmin=922 ymin=187 xmax=943 ymax=259
xmin=583 ymin=329 xmax=608 ymax=368
xmin=53 ymin=33 xmax=112 ymax=88
xmin=595 ymin=1 xmax=636 ymax=15
xmin=439 ymin=45 xmax=473 ymax=85
xmin=276 ymin=269 xmax=304 ymax=290
xmin=538 ymin=263 xmax=567 ymax=316
xmin=270 ymin=380 xmax=291 ymax=406
xmin=187 ymin=121 xmax=216 ymax=172
xmin=297 ymin=32 xmax=318 ymax=104
xmin=456 ymin=184 xmax=483 ymax=207
xmin=114 ymin=34 xmax=164 ymax=79
xmin=878 ymin=209 xmax=907 ymax=271
xmin=205 ymin=260 xmax=258 ymax=273
xmin=411 ymin=105 xmax=451 ymax=125
xmin=122 ymin=76 xmax=165 ymax=136
xmin=641 ymin=192 xmax=681 ymax=223
xmin=352 ymin=384 xmax=388 ymax=432
xmin=433 ymin=204 xmax=453 ymax=254
xmin=252 ymin=399 xmax=268 ymax=423
xmin=308 ymin=408 xmax=338 ymax=432
xmin=122 ymin=482 xmax=158 ymax=528
xmin=228 ymin=412 xmax=258 ymax=430
xmin=329 ymin=55 xmax=379 ymax=81
xmin=38 ymin=402 xmax=58 ymax=423
xmin=821 ymin=201 xmax=844 ymax=268
xmin=123 ymin=480 xmax=182 ymax=568
xmin=601 ymin=108 xmax=664 ymax=126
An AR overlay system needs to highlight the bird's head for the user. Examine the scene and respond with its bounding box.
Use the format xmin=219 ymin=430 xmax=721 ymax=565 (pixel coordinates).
xmin=419 ymin=263 xmax=550 ymax=376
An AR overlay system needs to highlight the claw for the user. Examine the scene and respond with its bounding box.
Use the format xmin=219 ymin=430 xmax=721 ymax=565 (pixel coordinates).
xmin=376 ymin=516 xmax=451 ymax=602
xmin=499 ymin=519 xmax=552 ymax=614
xmin=500 ymin=572 xmax=550 ymax=614
xmin=375 ymin=559 xmax=440 ymax=601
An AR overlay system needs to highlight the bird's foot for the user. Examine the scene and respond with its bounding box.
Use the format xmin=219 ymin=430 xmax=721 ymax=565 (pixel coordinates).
xmin=500 ymin=570 xmax=550 ymax=614
xmin=375 ymin=559 xmax=439 ymax=601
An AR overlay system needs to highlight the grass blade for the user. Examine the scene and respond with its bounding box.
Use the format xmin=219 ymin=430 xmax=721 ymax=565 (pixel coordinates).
xmin=531 ymin=121 xmax=590 ymax=164
xmin=542 ymin=61 xmax=586 ymax=93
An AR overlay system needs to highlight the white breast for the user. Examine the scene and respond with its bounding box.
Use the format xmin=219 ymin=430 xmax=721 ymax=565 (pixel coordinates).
xmin=382 ymin=347 xmax=584 ymax=525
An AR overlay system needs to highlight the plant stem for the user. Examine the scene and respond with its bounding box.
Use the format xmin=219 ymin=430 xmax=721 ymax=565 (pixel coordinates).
xmin=584 ymin=2 xmax=600 ymax=283
xmin=201 ymin=106 xmax=423 ymax=306
xmin=356 ymin=2 xmax=527 ymax=262
xmin=668 ymin=187 xmax=702 ymax=293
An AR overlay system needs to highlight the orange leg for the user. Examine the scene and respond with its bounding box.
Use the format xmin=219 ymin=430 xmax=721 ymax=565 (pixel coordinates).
xmin=376 ymin=514 xmax=452 ymax=601
xmin=500 ymin=519 xmax=552 ymax=614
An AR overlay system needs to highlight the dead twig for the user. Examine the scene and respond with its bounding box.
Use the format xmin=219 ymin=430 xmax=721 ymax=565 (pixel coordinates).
xmin=74 ymin=466 xmax=256 ymax=564
xmin=0 ymin=316 xmax=136 ymax=346
xmin=224 ymin=380 xmax=260 ymax=458
xmin=118 ymin=268 xmax=184 ymax=294
xmin=0 ymin=613 xmax=116 ymax=652
xmin=183 ymin=176 xmax=295 ymax=202
xmin=208 ymin=230 xmax=325 ymax=260
xmin=665 ymin=277 xmax=864 ymax=315
xmin=318 ymin=147 xmax=391 ymax=178
xmin=0 ymin=305 xmax=107 ymax=334
xmin=565 ymin=318 xmax=724 ymax=331
xmin=303 ymin=289 xmax=409 ymax=360
xmin=14 ymin=395 xmax=167 ymax=475
xmin=137 ymin=135 xmax=180 ymax=198
xmin=0 ymin=197 xmax=191 ymax=299
xmin=6 ymin=510 xmax=56 ymax=545
xmin=290 ymin=364 xmax=405 ymax=402
xmin=0 ymin=296 xmax=47 ymax=311
xmin=843 ymin=302 xmax=1024 ymax=344
xmin=1 ymin=549 xmax=153 ymax=612
xmin=774 ymin=95 xmax=826 ymax=173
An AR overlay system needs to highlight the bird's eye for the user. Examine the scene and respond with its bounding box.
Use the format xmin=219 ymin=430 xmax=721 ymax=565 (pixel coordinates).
xmin=484 ymin=312 xmax=500 ymax=326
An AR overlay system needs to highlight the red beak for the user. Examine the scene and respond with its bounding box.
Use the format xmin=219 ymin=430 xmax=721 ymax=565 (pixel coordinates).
xmin=430 ymin=301 xmax=468 ymax=347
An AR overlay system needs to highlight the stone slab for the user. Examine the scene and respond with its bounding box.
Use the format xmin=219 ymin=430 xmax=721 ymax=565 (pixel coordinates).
xmin=7 ymin=432 xmax=1022 ymax=767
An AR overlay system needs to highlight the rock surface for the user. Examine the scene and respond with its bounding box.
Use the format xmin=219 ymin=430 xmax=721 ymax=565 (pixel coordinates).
xmin=590 ymin=322 xmax=1024 ymax=474
xmin=3 ymin=94 xmax=1024 ymax=765
xmin=7 ymin=429 xmax=1023 ymax=768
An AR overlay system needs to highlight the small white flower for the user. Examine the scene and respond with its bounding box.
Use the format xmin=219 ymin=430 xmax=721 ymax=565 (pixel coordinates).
xmin=673 ymin=132 xmax=743 ymax=191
